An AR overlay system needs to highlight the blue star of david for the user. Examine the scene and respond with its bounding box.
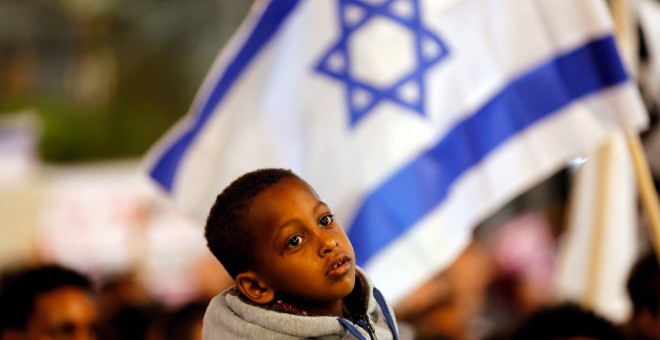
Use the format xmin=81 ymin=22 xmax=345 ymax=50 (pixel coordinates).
xmin=315 ymin=0 xmax=449 ymax=127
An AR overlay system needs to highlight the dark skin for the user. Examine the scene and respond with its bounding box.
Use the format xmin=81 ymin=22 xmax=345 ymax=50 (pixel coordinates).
xmin=235 ymin=177 xmax=356 ymax=317
xmin=1 ymin=287 xmax=98 ymax=340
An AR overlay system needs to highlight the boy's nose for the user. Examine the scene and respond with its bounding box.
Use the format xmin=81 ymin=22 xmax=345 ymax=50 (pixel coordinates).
xmin=319 ymin=237 xmax=339 ymax=257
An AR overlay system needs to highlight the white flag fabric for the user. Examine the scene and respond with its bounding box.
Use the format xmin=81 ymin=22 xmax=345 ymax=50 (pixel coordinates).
xmin=144 ymin=0 xmax=648 ymax=304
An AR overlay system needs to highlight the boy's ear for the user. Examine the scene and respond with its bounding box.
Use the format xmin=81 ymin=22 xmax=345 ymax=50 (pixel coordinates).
xmin=235 ymin=271 xmax=275 ymax=305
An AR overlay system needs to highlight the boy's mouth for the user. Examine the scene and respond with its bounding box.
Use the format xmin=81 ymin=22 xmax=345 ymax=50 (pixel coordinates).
xmin=327 ymin=255 xmax=352 ymax=279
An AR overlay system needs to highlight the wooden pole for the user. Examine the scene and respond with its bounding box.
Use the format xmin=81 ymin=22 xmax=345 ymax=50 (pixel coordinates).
xmin=610 ymin=0 xmax=660 ymax=260
xmin=609 ymin=0 xmax=639 ymax=78
xmin=584 ymin=139 xmax=614 ymax=308
xmin=627 ymin=135 xmax=660 ymax=262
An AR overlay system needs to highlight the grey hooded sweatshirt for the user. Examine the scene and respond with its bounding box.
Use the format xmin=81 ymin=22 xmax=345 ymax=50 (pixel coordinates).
xmin=203 ymin=268 xmax=399 ymax=339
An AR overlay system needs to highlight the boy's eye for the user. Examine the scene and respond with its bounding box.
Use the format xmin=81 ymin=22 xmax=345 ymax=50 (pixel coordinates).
xmin=319 ymin=214 xmax=334 ymax=227
xmin=287 ymin=235 xmax=303 ymax=248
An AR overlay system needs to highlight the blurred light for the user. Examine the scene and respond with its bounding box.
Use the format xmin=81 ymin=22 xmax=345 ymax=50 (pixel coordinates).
xmin=0 ymin=110 xmax=40 ymax=185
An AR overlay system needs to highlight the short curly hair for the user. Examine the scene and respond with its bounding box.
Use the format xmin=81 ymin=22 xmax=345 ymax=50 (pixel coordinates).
xmin=205 ymin=168 xmax=300 ymax=279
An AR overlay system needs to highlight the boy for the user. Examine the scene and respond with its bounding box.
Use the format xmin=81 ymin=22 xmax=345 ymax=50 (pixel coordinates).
xmin=203 ymin=168 xmax=399 ymax=339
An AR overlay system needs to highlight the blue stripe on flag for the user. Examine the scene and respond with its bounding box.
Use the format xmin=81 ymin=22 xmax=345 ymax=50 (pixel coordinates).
xmin=348 ymin=35 xmax=628 ymax=265
xmin=149 ymin=0 xmax=301 ymax=191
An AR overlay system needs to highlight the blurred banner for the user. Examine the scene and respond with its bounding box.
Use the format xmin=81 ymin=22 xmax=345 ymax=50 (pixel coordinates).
xmin=35 ymin=161 xmax=212 ymax=306
xmin=145 ymin=0 xmax=647 ymax=304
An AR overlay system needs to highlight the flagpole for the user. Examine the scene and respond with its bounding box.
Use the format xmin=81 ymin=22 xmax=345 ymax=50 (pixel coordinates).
xmin=627 ymin=135 xmax=660 ymax=261
xmin=609 ymin=0 xmax=660 ymax=262
xmin=609 ymin=0 xmax=638 ymax=78
xmin=575 ymin=0 xmax=660 ymax=320
xmin=584 ymin=138 xmax=613 ymax=309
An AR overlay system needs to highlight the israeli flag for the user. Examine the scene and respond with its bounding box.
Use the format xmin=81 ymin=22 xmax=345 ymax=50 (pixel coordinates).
xmin=145 ymin=0 xmax=647 ymax=304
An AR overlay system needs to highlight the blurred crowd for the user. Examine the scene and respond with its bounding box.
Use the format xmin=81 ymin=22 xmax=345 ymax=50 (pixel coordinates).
xmin=2 ymin=163 xmax=660 ymax=340
xmin=2 ymin=234 xmax=660 ymax=340
xmin=395 ymin=240 xmax=660 ymax=340
xmin=0 ymin=260 xmax=233 ymax=340
xmin=2 ymin=145 xmax=658 ymax=340
xmin=1 ymin=124 xmax=660 ymax=339
xmin=1 ymin=136 xmax=659 ymax=339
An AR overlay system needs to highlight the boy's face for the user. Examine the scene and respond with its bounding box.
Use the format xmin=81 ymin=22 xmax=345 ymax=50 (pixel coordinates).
xmin=245 ymin=177 xmax=356 ymax=312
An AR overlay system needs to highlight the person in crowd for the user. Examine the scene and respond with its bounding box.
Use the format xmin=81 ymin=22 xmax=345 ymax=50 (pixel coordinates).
xmin=202 ymin=168 xmax=399 ymax=339
xmin=395 ymin=241 xmax=493 ymax=340
xmin=95 ymin=272 xmax=163 ymax=340
xmin=161 ymin=300 xmax=207 ymax=340
xmin=624 ymin=251 xmax=660 ymax=340
xmin=0 ymin=264 xmax=98 ymax=340
xmin=508 ymin=302 xmax=623 ymax=340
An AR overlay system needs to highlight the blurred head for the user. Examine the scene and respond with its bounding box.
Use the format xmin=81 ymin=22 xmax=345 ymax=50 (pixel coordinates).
xmin=510 ymin=302 xmax=623 ymax=340
xmin=205 ymin=168 xmax=355 ymax=315
xmin=626 ymin=251 xmax=660 ymax=339
xmin=162 ymin=300 xmax=207 ymax=340
xmin=0 ymin=264 xmax=98 ymax=340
